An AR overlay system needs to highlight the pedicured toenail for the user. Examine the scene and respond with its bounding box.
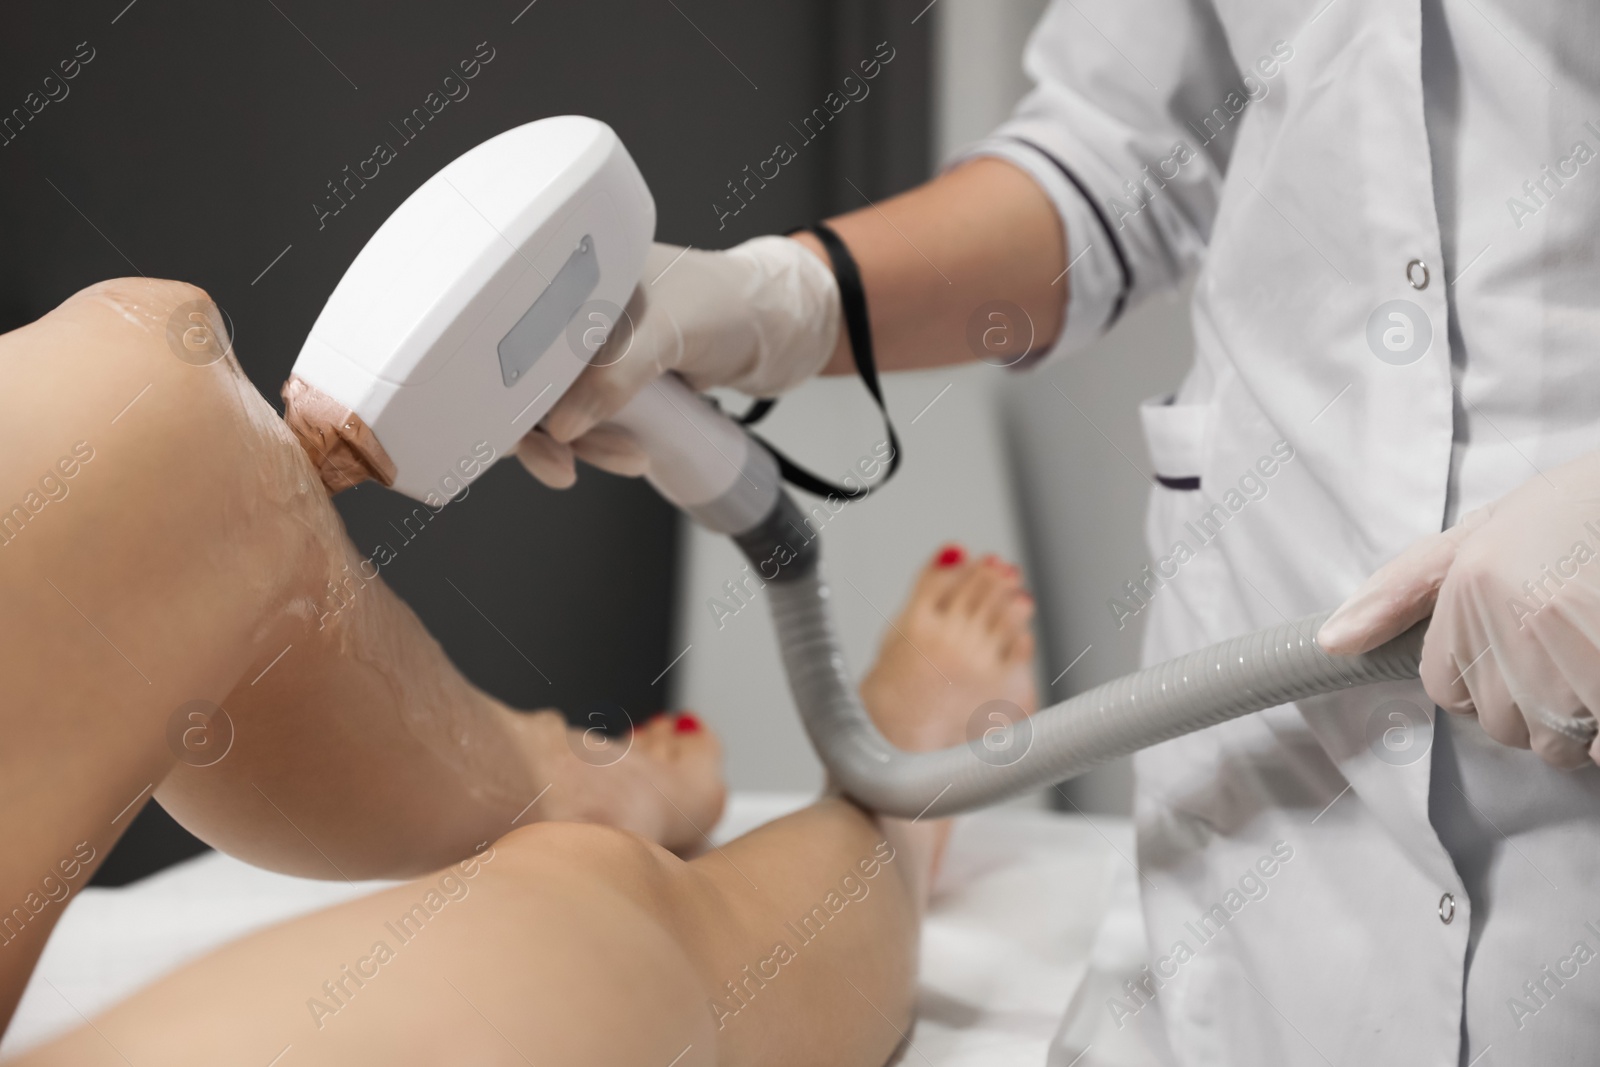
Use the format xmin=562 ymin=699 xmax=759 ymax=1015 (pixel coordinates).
xmin=674 ymin=712 xmax=703 ymax=734
xmin=936 ymin=545 xmax=966 ymax=568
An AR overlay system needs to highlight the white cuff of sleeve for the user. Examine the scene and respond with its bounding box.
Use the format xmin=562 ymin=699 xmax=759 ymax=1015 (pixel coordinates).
xmin=947 ymin=137 xmax=1123 ymax=366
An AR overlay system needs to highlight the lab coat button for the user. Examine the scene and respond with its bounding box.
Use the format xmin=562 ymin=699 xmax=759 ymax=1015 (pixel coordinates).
xmin=1439 ymin=892 xmax=1455 ymax=924
xmin=1407 ymin=259 xmax=1430 ymax=290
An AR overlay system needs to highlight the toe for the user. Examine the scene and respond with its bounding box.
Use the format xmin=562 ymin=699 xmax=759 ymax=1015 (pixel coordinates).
xmin=682 ymin=718 xmax=723 ymax=768
xmin=627 ymin=709 xmax=672 ymax=739
xmin=913 ymin=543 xmax=972 ymax=610
xmin=669 ymin=711 xmax=707 ymax=740
xmin=658 ymin=715 xmax=726 ymax=846
xmin=999 ymin=593 xmax=1037 ymax=663
xmin=953 ymin=555 xmax=1007 ymax=618
xmin=639 ymin=711 xmax=719 ymax=758
xmin=1006 ymin=627 xmax=1037 ymax=668
xmin=981 ymin=563 xmax=1026 ymax=629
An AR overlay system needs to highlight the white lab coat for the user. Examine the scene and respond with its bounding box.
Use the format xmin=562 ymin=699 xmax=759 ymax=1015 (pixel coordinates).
xmin=965 ymin=0 xmax=1600 ymax=1063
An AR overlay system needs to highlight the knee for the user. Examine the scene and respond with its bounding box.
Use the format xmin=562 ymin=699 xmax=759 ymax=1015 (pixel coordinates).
xmin=72 ymin=276 xmax=218 ymax=338
xmin=14 ymin=278 xmax=259 ymax=463
xmin=494 ymin=820 xmax=681 ymax=890
xmin=67 ymin=277 xmax=246 ymax=422
xmin=488 ymin=821 xmax=730 ymax=980
xmin=4 ymin=278 xmax=204 ymax=430
xmin=63 ymin=277 xmax=323 ymax=508
xmin=1 ymin=280 xmax=248 ymax=537
xmin=493 ymin=821 xmax=720 ymax=925
xmin=52 ymin=277 xmax=229 ymax=382
xmin=489 ymin=821 xmax=742 ymax=961
xmin=2 ymin=274 xmax=341 ymax=593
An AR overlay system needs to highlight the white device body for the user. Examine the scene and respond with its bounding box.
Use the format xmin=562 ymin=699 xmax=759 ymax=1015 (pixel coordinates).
xmin=292 ymin=116 xmax=656 ymax=502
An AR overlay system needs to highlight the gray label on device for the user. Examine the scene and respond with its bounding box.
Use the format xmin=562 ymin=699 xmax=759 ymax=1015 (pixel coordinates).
xmin=497 ymin=234 xmax=599 ymax=387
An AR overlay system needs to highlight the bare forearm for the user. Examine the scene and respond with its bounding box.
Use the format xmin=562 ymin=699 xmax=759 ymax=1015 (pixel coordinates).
xmin=791 ymin=156 xmax=1067 ymax=375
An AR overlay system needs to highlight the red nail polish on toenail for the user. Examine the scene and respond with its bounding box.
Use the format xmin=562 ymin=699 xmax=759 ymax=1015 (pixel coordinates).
xmin=674 ymin=713 xmax=703 ymax=734
xmin=936 ymin=546 xmax=965 ymax=568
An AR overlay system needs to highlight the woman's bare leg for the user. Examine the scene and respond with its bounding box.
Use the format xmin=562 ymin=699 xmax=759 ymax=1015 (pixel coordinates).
xmin=0 ymin=281 xmax=719 ymax=1024
xmin=11 ymin=549 xmax=1037 ymax=1067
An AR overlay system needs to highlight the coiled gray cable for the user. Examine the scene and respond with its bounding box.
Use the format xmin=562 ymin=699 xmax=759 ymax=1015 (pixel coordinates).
xmin=767 ymin=568 xmax=1425 ymax=819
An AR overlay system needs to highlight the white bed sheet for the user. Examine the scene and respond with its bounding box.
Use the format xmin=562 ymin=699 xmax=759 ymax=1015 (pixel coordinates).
xmin=2 ymin=795 xmax=1162 ymax=1066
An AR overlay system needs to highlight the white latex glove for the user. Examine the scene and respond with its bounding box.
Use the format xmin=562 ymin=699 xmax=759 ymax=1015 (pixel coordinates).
xmin=517 ymin=236 xmax=841 ymax=488
xmin=1318 ymin=450 xmax=1600 ymax=768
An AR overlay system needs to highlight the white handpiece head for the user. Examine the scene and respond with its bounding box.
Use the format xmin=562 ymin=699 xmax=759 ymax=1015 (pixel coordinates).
xmin=288 ymin=116 xmax=654 ymax=503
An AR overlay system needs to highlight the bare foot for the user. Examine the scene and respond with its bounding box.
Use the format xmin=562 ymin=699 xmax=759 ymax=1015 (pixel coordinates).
xmin=861 ymin=545 xmax=1037 ymax=749
xmin=857 ymin=544 xmax=1038 ymax=885
xmin=510 ymin=708 xmax=726 ymax=856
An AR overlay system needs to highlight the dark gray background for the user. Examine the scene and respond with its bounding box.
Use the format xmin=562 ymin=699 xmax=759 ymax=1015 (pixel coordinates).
xmin=0 ymin=0 xmax=931 ymax=883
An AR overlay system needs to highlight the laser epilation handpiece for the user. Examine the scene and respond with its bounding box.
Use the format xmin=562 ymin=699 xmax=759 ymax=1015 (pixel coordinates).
xmin=285 ymin=115 xmax=749 ymax=513
xmin=290 ymin=117 xmax=1431 ymax=820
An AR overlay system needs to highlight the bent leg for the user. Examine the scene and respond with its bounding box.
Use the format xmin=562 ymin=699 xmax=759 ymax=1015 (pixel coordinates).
xmin=13 ymin=805 xmax=920 ymax=1067
xmin=0 ymin=281 xmax=717 ymax=1025
xmin=11 ymin=548 xmax=1038 ymax=1066
xmin=0 ymin=278 xmax=347 ymax=1020
xmin=156 ymin=533 xmax=723 ymax=882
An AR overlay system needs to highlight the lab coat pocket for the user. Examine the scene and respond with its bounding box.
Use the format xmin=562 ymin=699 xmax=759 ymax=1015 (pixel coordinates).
xmin=1139 ymin=393 xmax=1206 ymax=493
xmin=1136 ymin=393 xmax=1222 ymax=653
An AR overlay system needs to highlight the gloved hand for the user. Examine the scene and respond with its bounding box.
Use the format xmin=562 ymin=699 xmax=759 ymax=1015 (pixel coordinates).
xmin=1318 ymin=450 xmax=1600 ymax=768
xmin=516 ymin=236 xmax=841 ymax=488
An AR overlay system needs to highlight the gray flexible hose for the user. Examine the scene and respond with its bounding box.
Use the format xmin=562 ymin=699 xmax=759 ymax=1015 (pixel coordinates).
xmin=768 ymin=568 xmax=1425 ymax=819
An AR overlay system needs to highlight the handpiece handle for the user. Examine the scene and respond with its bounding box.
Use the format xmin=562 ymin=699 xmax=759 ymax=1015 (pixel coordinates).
xmin=608 ymin=374 xmax=781 ymax=534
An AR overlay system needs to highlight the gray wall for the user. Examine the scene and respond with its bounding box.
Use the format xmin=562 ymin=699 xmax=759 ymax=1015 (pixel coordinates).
xmin=933 ymin=0 xmax=1050 ymax=162
xmin=672 ymin=0 xmax=1196 ymax=815
xmin=943 ymin=0 xmax=1197 ymax=814
xmin=1000 ymin=292 xmax=1194 ymax=814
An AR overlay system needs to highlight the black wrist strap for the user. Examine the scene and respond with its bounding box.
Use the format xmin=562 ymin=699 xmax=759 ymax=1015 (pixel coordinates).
xmin=738 ymin=222 xmax=903 ymax=500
